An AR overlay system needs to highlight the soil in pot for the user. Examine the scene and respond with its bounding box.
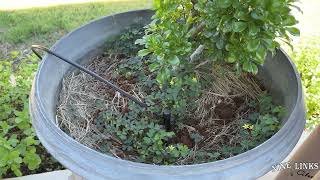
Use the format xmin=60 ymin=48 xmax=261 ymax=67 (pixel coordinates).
xmin=56 ymin=25 xmax=285 ymax=165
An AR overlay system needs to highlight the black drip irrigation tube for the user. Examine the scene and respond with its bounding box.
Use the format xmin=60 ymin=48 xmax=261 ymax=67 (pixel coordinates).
xmin=31 ymin=44 xmax=173 ymax=130
xmin=31 ymin=45 xmax=147 ymax=107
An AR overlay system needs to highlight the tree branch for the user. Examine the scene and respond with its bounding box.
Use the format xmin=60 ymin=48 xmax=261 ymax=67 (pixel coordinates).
xmin=187 ymin=21 xmax=206 ymax=62
xmin=188 ymin=21 xmax=206 ymax=37
xmin=190 ymin=44 xmax=205 ymax=62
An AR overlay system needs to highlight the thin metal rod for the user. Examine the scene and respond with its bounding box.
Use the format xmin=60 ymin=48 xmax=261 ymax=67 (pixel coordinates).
xmin=31 ymin=44 xmax=147 ymax=108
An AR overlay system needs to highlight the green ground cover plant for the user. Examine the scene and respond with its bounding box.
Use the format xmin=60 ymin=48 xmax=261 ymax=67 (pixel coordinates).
xmin=0 ymin=53 xmax=63 ymax=178
xmin=0 ymin=53 xmax=40 ymax=177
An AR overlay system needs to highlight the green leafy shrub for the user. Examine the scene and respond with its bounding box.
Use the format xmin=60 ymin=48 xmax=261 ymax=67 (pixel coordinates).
xmin=290 ymin=39 xmax=320 ymax=129
xmin=0 ymin=53 xmax=41 ymax=177
xmin=136 ymin=0 xmax=299 ymax=117
xmin=194 ymin=0 xmax=300 ymax=73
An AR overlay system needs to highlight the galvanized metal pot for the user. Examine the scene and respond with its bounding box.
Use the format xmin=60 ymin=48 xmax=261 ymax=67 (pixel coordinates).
xmin=29 ymin=10 xmax=306 ymax=180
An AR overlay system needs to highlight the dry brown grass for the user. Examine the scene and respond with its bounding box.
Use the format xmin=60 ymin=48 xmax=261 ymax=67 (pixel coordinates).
xmin=179 ymin=64 xmax=264 ymax=163
xmin=56 ymin=55 xmax=264 ymax=164
xmin=56 ymin=54 xmax=142 ymax=154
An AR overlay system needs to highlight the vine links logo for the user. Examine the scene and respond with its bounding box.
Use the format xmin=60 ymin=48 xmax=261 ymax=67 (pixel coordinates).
xmin=271 ymin=162 xmax=319 ymax=179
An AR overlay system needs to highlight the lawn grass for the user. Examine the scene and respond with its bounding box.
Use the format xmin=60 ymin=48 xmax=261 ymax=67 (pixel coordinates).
xmin=0 ymin=0 xmax=151 ymax=44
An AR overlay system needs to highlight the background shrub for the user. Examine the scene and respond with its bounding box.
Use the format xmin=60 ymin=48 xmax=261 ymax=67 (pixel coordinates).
xmin=0 ymin=53 xmax=41 ymax=177
xmin=290 ymin=38 xmax=320 ymax=129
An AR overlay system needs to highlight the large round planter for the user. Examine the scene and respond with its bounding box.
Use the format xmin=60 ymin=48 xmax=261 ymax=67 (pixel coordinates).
xmin=29 ymin=10 xmax=306 ymax=180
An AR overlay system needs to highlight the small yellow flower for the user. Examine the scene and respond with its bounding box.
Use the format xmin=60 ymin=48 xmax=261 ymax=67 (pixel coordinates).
xmin=170 ymin=80 xmax=174 ymax=85
xmin=192 ymin=77 xmax=197 ymax=82
xmin=168 ymin=145 xmax=175 ymax=151
xmin=242 ymin=123 xmax=254 ymax=130
xmin=242 ymin=124 xmax=250 ymax=129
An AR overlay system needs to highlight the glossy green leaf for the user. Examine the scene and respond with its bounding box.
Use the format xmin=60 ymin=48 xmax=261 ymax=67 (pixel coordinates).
xmin=223 ymin=22 xmax=233 ymax=33
xmin=243 ymin=61 xmax=258 ymax=74
xmin=249 ymin=24 xmax=259 ymax=36
xmin=251 ymin=11 xmax=262 ymax=20
xmin=216 ymin=0 xmax=232 ymax=8
xmin=262 ymin=38 xmax=273 ymax=47
xmin=232 ymin=21 xmax=247 ymax=32
xmin=135 ymin=38 xmax=145 ymax=45
xmin=271 ymin=1 xmax=282 ymax=9
xmin=234 ymin=11 xmax=249 ymax=20
xmin=216 ymin=39 xmax=224 ymax=49
xmin=286 ymin=27 xmax=300 ymax=36
xmin=149 ymin=63 xmax=159 ymax=72
xmin=168 ymin=55 xmax=180 ymax=65
xmin=283 ymin=15 xmax=297 ymax=26
xmin=138 ymin=49 xmax=150 ymax=57
xmin=256 ymin=46 xmax=267 ymax=64
xmin=247 ymin=39 xmax=260 ymax=51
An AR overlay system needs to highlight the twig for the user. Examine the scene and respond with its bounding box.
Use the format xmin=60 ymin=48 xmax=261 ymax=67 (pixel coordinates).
xmin=204 ymin=91 xmax=244 ymax=98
